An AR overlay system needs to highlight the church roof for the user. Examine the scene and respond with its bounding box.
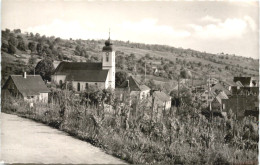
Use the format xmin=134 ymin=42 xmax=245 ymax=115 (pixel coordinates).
xmin=54 ymin=62 xmax=108 ymax=82
xmin=54 ymin=62 xmax=102 ymax=74
xmin=66 ymin=70 xmax=108 ymax=82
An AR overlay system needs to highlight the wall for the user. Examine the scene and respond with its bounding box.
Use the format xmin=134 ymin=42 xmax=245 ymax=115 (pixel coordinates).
xmin=102 ymin=51 xmax=115 ymax=89
xmin=39 ymin=93 xmax=48 ymax=103
xmin=72 ymin=81 xmax=106 ymax=92
xmin=52 ymin=75 xmax=66 ymax=85
xmin=140 ymin=90 xmax=150 ymax=100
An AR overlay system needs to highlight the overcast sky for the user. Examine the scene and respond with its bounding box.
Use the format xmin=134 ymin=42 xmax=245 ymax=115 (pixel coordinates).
xmin=1 ymin=0 xmax=259 ymax=59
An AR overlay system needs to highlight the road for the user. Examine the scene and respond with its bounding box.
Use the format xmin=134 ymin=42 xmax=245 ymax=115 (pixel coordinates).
xmin=0 ymin=113 xmax=125 ymax=164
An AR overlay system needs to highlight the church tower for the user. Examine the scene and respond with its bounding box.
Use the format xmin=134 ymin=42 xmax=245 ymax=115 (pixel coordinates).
xmin=102 ymin=31 xmax=115 ymax=89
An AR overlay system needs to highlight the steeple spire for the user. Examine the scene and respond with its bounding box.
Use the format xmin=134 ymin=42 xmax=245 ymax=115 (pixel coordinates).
xmin=108 ymin=28 xmax=110 ymax=41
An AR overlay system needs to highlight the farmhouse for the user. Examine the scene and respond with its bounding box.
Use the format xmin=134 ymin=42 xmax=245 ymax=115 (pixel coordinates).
xmin=117 ymin=76 xmax=150 ymax=101
xmin=2 ymin=73 xmax=50 ymax=103
xmin=52 ymin=36 xmax=115 ymax=90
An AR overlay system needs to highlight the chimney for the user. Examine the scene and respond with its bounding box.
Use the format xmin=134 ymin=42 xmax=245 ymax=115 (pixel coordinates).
xmin=23 ymin=72 xmax=26 ymax=79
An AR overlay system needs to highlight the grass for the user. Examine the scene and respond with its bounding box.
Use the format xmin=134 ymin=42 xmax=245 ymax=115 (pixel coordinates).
xmin=2 ymin=93 xmax=258 ymax=164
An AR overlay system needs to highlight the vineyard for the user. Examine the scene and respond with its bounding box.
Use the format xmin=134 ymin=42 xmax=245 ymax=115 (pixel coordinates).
xmin=2 ymin=87 xmax=258 ymax=164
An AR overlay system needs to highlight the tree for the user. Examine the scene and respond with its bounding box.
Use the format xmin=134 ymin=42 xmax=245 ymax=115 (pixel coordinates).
xmin=36 ymin=43 xmax=43 ymax=55
xmin=14 ymin=29 xmax=21 ymax=33
xmin=17 ymin=40 xmax=26 ymax=51
xmin=28 ymin=42 xmax=36 ymax=53
xmin=180 ymin=69 xmax=192 ymax=79
xmin=8 ymin=44 xmax=16 ymax=54
xmin=115 ymin=71 xmax=128 ymax=87
xmin=35 ymin=58 xmax=55 ymax=81
xmin=8 ymin=37 xmax=18 ymax=47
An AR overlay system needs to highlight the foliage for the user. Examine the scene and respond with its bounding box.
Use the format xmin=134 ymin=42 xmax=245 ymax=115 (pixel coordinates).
xmin=28 ymin=42 xmax=36 ymax=53
xmin=8 ymin=44 xmax=16 ymax=54
xmin=115 ymin=71 xmax=128 ymax=87
xmin=35 ymin=58 xmax=55 ymax=81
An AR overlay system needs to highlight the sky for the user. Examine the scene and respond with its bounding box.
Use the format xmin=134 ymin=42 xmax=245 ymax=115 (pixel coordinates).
xmin=1 ymin=0 xmax=259 ymax=59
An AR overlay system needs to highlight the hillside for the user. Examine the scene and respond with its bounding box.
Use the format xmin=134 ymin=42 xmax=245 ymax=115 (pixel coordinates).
xmin=1 ymin=28 xmax=259 ymax=91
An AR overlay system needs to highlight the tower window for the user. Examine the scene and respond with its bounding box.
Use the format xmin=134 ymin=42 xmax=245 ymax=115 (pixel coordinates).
xmin=85 ymin=83 xmax=88 ymax=90
xmin=106 ymin=54 xmax=109 ymax=62
xmin=77 ymin=82 xmax=80 ymax=91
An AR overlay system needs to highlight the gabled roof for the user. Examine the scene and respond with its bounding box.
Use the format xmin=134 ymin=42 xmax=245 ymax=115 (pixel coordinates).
xmin=153 ymin=91 xmax=171 ymax=102
xmin=54 ymin=62 xmax=103 ymax=74
xmin=53 ymin=62 xmax=108 ymax=82
xmin=66 ymin=70 xmax=108 ymax=82
xmin=3 ymin=75 xmax=50 ymax=97
xmin=233 ymin=77 xmax=251 ymax=86
xmin=140 ymin=85 xmax=150 ymax=91
xmin=216 ymin=91 xmax=228 ymax=104
xmin=211 ymin=83 xmax=231 ymax=95
xmin=119 ymin=76 xmax=141 ymax=91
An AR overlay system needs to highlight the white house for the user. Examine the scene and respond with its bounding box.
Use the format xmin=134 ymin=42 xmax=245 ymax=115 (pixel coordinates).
xmin=117 ymin=76 xmax=151 ymax=101
xmin=2 ymin=73 xmax=50 ymax=103
xmin=52 ymin=36 xmax=115 ymax=91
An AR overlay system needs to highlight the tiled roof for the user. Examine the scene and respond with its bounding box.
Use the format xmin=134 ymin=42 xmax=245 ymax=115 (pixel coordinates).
xmin=66 ymin=70 xmax=108 ymax=82
xmin=140 ymin=85 xmax=150 ymax=91
xmin=153 ymin=91 xmax=171 ymax=102
xmin=216 ymin=92 xmax=228 ymax=104
xmin=119 ymin=76 xmax=141 ymax=91
xmin=3 ymin=75 xmax=50 ymax=97
xmin=54 ymin=62 xmax=108 ymax=82
xmin=211 ymin=83 xmax=231 ymax=95
xmin=54 ymin=62 xmax=102 ymax=74
xmin=233 ymin=77 xmax=251 ymax=86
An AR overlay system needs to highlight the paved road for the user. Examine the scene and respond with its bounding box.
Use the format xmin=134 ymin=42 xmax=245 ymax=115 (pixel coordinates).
xmin=0 ymin=113 xmax=125 ymax=164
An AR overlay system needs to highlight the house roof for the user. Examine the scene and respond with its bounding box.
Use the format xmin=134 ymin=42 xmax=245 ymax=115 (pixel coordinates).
xmin=222 ymin=80 xmax=237 ymax=87
xmin=119 ymin=76 xmax=141 ymax=91
xmin=54 ymin=62 xmax=103 ymax=74
xmin=211 ymin=83 xmax=231 ymax=95
xmin=216 ymin=92 xmax=228 ymax=104
xmin=3 ymin=75 xmax=50 ymax=97
xmin=153 ymin=91 xmax=171 ymax=102
xmin=140 ymin=85 xmax=150 ymax=91
xmin=66 ymin=70 xmax=108 ymax=82
xmin=54 ymin=62 xmax=109 ymax=82
xmin=233 ymin=77 xmax=251 ymax=86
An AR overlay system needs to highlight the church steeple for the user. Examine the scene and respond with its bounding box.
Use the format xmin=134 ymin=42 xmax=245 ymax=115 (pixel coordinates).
xmin=102 ymin=28 xmax=115 ymax=89
xmin=103 ymin=29 xmax=113 ymax=52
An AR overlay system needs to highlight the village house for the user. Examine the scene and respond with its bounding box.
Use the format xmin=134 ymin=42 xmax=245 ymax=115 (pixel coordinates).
xmin=221 ymin=95 xmax=258 ymax=120
xmin=200 ymin=90 xmax=215 ymax=103
xmin=117 ymin=76 xmax=150 ymax=101
xmin=52 ymin=35 xmax=115 ymax=90
xmin=152 ymin=91 xmax=172 ymax=110
xmin=211 ymin=91 xmax=228 ymax=112
xmin=2 ymin=73 xmax=50 ymax=103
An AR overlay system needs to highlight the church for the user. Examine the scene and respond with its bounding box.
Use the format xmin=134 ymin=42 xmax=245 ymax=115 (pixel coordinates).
xmin=52 ymin=35 xmax=115 ymax=91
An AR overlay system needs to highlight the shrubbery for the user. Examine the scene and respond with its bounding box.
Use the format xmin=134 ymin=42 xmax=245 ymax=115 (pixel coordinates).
xmin=1 ymin=88 xmax=258 ymax=164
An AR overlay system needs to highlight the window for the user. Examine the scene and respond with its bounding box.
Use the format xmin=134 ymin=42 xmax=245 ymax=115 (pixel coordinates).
xmin=85 ymin=83 xmax=88 ymax=90
xmin=106 ymin=54 xmax=109 ymax=62
xmin=77 ymin=82 xmax=80 ymax=91
xmin=95 ymin=83 xmax=98 ymax=86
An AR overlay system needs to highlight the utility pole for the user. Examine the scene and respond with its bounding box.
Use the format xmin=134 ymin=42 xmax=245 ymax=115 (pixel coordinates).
xmin=145 ymin=62 xmax=146 ymax=83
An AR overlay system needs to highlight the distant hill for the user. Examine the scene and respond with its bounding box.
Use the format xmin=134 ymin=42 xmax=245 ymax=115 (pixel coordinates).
xmin=1 ymin=28 xmax=259 ymax=92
